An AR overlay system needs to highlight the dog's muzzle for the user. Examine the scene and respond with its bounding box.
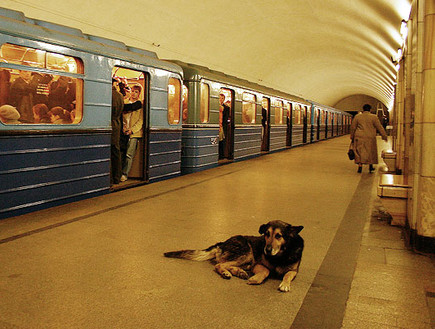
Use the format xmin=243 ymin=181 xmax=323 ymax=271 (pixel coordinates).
xmin=265 ymin=245 xmax=280 ymax=256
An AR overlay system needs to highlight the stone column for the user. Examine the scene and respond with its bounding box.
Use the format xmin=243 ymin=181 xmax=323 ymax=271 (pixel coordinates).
xmin=416 ymin=0 xmax=435 ymax=240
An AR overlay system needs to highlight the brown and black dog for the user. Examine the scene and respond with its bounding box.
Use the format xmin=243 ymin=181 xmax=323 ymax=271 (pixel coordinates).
xmin=164 ymin=220 xmax=304 ymax=292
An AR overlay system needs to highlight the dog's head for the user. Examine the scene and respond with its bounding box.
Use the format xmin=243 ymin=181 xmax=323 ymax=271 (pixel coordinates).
xmin=259 ymin=220 xmax=303 ymax=257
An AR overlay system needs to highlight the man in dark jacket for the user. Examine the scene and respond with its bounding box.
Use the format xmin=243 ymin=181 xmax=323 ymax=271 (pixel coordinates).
xmin=111 ymin=79 xmax=124 ymax=185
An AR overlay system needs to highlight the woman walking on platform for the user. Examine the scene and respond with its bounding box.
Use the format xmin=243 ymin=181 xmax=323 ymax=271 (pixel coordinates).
xmin=350 ymin=104 xmax=388 ymax=173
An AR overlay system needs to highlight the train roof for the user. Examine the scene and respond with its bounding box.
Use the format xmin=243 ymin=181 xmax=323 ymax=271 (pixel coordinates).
xmin=169 ymin=60 xmax=309 ymax=105
xmin=307 ymin=99 xmax=350 ymax=114
xmin=0 ymin=7 xmax=183 ymax=76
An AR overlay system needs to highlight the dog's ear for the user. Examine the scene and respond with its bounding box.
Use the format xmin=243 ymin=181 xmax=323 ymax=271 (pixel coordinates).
xmin=259 ymin=223 xmax=269 ymax=235
xmin=284 ymin=225 xmax=303 ymax=237
xmin=290 ymin=225 xmax=304 ymax=235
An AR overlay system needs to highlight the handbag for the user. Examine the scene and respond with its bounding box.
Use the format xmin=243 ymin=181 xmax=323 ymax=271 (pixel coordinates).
xmin=347 ymin=141 xmax=355 ymax=160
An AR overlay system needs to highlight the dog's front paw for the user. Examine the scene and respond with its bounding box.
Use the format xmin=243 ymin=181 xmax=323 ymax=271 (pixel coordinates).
xmin=236 ymin=269 xmax=249 ymax=280
xmin=220 ymin=270 xmax=232 ymax=280
xmin=278 ymin=281 xmax=291 ymax=292
xmin=247 ymin=275 xmax=263 ymax=285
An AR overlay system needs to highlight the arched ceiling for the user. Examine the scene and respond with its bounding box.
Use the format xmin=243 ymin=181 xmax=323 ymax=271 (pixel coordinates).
xmin=2 ymin=0 xmax=411 ymax=109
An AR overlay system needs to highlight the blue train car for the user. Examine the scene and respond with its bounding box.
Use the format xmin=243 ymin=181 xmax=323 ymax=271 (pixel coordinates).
xmin=0 ymin=7 xmax=183 ymax=219
xmin=289 ymin=102 xmax=312 ymax=147
xmin=170 ymin=61 xmax=312 ymax=174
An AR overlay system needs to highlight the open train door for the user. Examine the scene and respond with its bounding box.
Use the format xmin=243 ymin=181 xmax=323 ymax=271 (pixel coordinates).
xmin=302 ymin=105 xmax=308 ymax=143
xmin=286 ymin=102 xmax=292 ymax=147
xmin=219 ymin=88 xmax=234 ymax=161
xmin=262 ymin=97 xmax=271 ymax=151
xmin=112 ymin=67 xmax=148 ymax=187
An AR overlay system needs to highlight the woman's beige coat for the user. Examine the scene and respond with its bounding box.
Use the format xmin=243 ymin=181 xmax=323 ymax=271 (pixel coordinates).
xmin=350 ymin=111 xmax=387 ymax=164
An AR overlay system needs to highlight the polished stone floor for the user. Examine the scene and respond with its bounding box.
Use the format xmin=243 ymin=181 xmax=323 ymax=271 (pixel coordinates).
xmin=0 ymin=136 xmax=433 ymax=329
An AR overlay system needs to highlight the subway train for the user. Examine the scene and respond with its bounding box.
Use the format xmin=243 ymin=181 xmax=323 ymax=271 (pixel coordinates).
xmin=0 ymin=7 xmax=352 ymax=219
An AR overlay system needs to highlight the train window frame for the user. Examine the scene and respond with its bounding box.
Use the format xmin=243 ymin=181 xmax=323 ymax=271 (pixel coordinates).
xmin=273 ymin=99 xmax=284 ymax=124
xmin=1 ymin=43 xmax=83 ymax=74
xmin=286 ymin=102 xmax=292 ymax=123
xmin=293 ymin=104 xmax=301 ymax=125
xmin=168 ymin=77 xmax=181 ymax=125
xmin=0 ymin=43 xmax=84 ymax=125
xmin=200 ymin=82 xmax=210 ymax=123
xmin=242 ymin=92 xmax=256 ymax=124
xmin=182 ymin=84 xmax=188 ymax=123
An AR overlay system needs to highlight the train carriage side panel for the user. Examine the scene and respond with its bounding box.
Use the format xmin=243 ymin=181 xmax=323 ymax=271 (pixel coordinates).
xmin=233 ymin=125 xmax=262 ymax=161
xmin=0 ymin=37 xmax=112 ymax=219
xmin=147 ymin=70 xmax=183 ymax=182
xmin=181 ymin=125 xmax=219 ymax=174
xmin=0 ymin=131 xmax=110 ymax=218
xmin=233 ymin=89 xmax=261 ymax=161
xmin=269 ymin=125 xmax=287 ymax=151
xmin=179 ymin=75 xmax=220 ymax=174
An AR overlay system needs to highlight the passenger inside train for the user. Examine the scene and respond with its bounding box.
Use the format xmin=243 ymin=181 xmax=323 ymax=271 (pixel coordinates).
xmin=218 ymin=90 xmax=232 ymax=160
xmin=121 ymin=84 xmax=143 ymax=182
xmin=0 ymin=43 xmax=82 ymax=124
xmin=111 ymin=67 xmax=147 ymax=185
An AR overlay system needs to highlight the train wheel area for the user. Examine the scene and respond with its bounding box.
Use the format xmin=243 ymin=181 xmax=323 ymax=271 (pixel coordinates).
xmin=0 ymin=136 xmax=433 ymax=329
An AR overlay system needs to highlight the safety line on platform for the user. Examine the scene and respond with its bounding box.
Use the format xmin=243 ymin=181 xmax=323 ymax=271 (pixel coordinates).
xmin=291 ymin=173 xmax=375 ymax=329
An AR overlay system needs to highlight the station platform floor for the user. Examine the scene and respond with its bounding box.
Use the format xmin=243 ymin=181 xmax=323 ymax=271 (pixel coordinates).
xmin=0 ymin=136 xmax=434 ymax=329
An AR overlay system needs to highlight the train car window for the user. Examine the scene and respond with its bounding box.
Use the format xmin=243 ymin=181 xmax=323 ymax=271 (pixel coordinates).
xmin=200 ymin=82 xmax=209 ymax=123
xmin=168 ymin=78 xmax=181 ymax=125
xmin=0 ymin=43 xmax=83 ymax=125
xmin=293 ymin=104 xmax=300 ymax=124
xmin=273 ymin=99 xmax=283 ymax=124
xmin=286 ymin=103 xmax=292 ymax=123
xmin=1 ymin=44 xmax=82 ymax=73
xmin=242 ymin=92 xmax=256 ymax=124
xmin=182 ymin=85 xmax=188 ymax=123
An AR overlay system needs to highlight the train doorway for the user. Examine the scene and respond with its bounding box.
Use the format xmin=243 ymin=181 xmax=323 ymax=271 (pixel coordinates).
xmin=286 ymin=102 xmax=292 ymax=147
xmin=316 ymin=109 xmax=321 ymax=141
xmin=111 ymin=67 xmax=148 ymax=189
xmin=262 ymin=97 xmax=270 ymax=152
xmin=219 ymin=88 xmax=234 ymax=162
xmin=302 ymin=105 xmax=308 ymax=143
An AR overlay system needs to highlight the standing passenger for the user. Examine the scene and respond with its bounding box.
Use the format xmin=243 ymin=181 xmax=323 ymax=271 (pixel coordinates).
xmin=350 ymin=104 xmax=388 ymax=173
xmin=110 ymin=78 xmax=124 ymax=185
xmin=120 ymin=84 xmax=143 ymax=182
xmin=261 ymin=99 xmax=269 ymax=150
xmin=218 ymin=93 xmax=230 ymax=159
xmin=8 ymin=70 xmax=34 ymax=123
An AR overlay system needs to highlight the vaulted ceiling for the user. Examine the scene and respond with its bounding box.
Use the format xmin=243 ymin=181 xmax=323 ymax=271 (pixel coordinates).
xmin=2 ymin=0 xmax=411 ymax=109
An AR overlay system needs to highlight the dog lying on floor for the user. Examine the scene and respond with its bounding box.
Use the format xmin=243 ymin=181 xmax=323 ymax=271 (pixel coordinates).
xmin=164 ymin=220 xmax=304 ymax=292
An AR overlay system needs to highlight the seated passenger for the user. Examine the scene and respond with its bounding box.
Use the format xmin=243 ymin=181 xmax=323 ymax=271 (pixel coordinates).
xmin=32 ymin=104 xmax=51 ymax=123
xmin=48 ymin=106 xmax=72 ymax=124
xmin=0 ymin=104 xmax=21 ymax=124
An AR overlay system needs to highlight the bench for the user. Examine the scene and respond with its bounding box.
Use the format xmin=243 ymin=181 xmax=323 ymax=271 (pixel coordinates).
xmin=381 ymin=150 xmax=396 ymax=173
xmin=377 ymin=174 xmax=410 ymax=226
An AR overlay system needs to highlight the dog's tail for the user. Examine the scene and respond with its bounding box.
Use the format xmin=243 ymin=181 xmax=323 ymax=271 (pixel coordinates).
xmin=164 ymin=244 xmax=218 ymax=261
